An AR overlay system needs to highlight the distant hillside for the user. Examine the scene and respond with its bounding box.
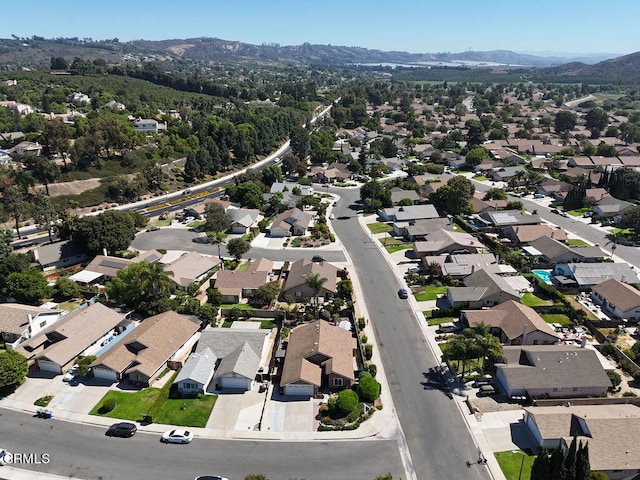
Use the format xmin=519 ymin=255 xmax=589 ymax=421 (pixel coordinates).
xmin=0 ymin=36 xmax=589 ymax=70
xmin=533 ymin=52 xmax=640 ymax=82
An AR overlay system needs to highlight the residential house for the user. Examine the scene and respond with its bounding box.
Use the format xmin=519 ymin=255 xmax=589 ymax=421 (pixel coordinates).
xmin=447 ymin=269 xmax=522 ymax=308
xmin=282 ymin=258 xmax=338 ymax=302
xmin=173 ymin=347 xmax=217 ymax=395
xmin=280 ymin=321 xmax=357 ymax=397
xmin=104 ymin=100 xmax=126 ymax=111
xmin=9 ymin=141 xmax=42 ymax=159
xmin=585 ymin=188 xmax=608 ymax=203
xmin=619 ymin=156 xmax=640 ymax=168
xmin=420 ymin=253 xmax=498 ymax=279
xmin=537 ymin=178 xmax=572 ymax=199
xmin=501 ymin=225 xmax=567 ymax=244
xmin=390 ymin=187 xmax=420 ymax=205
xmin=309 ymin=162 xmax=352 ymax=183
xmin=69 ymin=250 xmax=162 ymax=286
xmin=470 ymin=195 xmax=509 ymax=214
xmin=567 ymin=156 xmax=595 ymax=168
xmin=592 ymin=195 xmax=635 ymax=218
xmin=269 ymin=208 xmax=313 ymax=237
xmin=413 ymin=229 xmax=483 ymax=258
xmin=187 ymin=328 xmax=272 ymax=392
xmin=553 ymin=263 xmax=640 ymax=291
xmin=269 ymin=182 xmax=313 ymax=197
xmin=0 ymin=149 xmax=12 ymax=166
xmin=461 ymin=300 xmax=560 ymax=345
xmin=0 ymin=304 xmax=64 ymax=346
xmin=132 ymin=118 xmax=166 ymax=132
xmin=397 ymin=217 xmax=454 ymax=241
xmin=478 ymin=210 xmax=541 ymax=228
xmin=591 ymin=278 xmax=640 ymax=321
xmin=15 ymin=302 xmax=126 ymax=374
xmin=90 ymin=311 xmax=200 ymax=385
xmin=212 ymin=258 xmax=274 ymax=304
xmin=491 ymin=147 xmax=526 ymax=164
xmin=31 ymin=240 xmax=90 ymax=271
xmin=378 ymin=204 xmax=440 ymax=222
xmin=67 ymin=92 xmax=90 ymax=105
xmin=490 ymin=166 xmax=527 ymax=183
xmin=164 ymin=252 xmax=220 ymax=290
xmin=523 ymin=404 xmax=640 ymax=480
xmin=226 ymin=208 xmax=260 ymax=234
xmin=0 ymin=101 xmax=33 ymax=116
xmin=497 ymin=345 xmax=612 ymax=399
xmin=409 ymin=174 xmax=442 ymax=197
xmin=527 ymin=235 xmax=605 ymax=264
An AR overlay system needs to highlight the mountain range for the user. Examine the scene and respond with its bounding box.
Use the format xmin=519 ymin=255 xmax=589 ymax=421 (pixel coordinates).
xmin=0 ymin=36 xmax=638 ymax=82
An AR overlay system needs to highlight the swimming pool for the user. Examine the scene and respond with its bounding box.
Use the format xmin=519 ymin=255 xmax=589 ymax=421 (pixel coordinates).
xmin=532 ymin=269 xmax=553 ymax=285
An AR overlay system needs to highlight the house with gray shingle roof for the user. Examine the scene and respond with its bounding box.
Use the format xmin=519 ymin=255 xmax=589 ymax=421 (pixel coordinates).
xmin=269 ymin=207 xmax=313 ymax=237
xmin=226 ymin=208 xmax=260 ymax=234
xmin=523 ymin=404 xmax=640 ymax=480
xmin=592 ymin=195 xmax=635 ymax=217
xmin=479 ymin=210 xmax=541 ymax=228
xmin=378 ymin=204 xmax=439 ymax=222
xmin=527 ymin=235 xmax=605 ymax=264
xmin=192 ymin=329 xmax=271 ymax=392
xmin=447 ymin=269 xmax=522 ymax=308
xmin=591 ymin=278 xmax=640 ymax=321
xmin=164 ymin=252 xmax=220 ymax=290
xmin=497 ymin=345 xmax=612 ymax=399
xmin=553 ymin=263 xmax=640 ymax=290
xmin=413 ymin=229 xmax=483 ymax=258
xmin=173 ymin=347 xmax=217 ymax=395
xmin=31 ymin=240 xmax=90 ymax=271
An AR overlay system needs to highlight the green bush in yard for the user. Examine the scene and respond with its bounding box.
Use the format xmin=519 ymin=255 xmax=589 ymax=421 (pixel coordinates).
xmin=364 ymin=343 xmax=373 ymax=360
xmin=99 ymin=397 xmax=116 ymax=414
xmin=358 ymin=371 xmax=381 ymax=402
xmin=336 ymin=389 xmax=358 ymax=414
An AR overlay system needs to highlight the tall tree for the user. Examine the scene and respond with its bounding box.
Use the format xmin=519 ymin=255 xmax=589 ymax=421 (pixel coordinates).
xmin=303 ymin=272 xmax=328 ymax=319
xmin=32 ymin=192 xmax=58 ymax=242
xmin=207 ymin=231 xmax=226 ymax=263
xmin=0 ymin=349 xmax=29 ymax=389
xmin=1 ymin=186 xmax=29 ymax=239
xmin=31 ymin=157 xmax=61 ymax=196
xmin=41 ymin=118 xmax=71 ymax=171
xmin=204 ymin=202 xmax=231 ymax=233
xmin=227 ymin=238 xmax=250 ymax=261
xmin=555 ymin=110 xmax=578 ymax=134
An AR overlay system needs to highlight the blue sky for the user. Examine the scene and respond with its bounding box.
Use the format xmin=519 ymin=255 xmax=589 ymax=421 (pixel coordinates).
xmin=4 ymin=0 xmax=638 ymax=55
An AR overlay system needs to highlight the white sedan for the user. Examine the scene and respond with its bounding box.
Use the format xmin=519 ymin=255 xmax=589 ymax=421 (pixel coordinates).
xmin=161 ymin=429 xmax=194 ymax=444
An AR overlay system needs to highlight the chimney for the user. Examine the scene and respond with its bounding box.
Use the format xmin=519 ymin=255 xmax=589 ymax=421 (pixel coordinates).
xmin=103 ymin=248 xmax=108 ymax=257
xmin=471 ymin=265 xmax=475 ymax=273
xmin=521 ymin=324 xmax=528 ymax=345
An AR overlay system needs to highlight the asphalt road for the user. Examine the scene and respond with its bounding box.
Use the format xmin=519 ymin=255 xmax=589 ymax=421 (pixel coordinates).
xmin=329 ymin=187 xmax=490 ymax=480
xmin=0 ymin=409 xmax=404 ymax=480
xmin=473 ymin=181 xmax=640 ymax=267
xmin=130 ymin=227 xmax=347 ymax=263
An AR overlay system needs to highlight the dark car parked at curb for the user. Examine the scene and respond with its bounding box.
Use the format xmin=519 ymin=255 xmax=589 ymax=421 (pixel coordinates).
xmin=312 ymin=255 xmax=325 ymax=262
xmin=398 ymin=288 xmax=409 ymax=299
xmin=106 ymin=422 xmax=137 ymax=438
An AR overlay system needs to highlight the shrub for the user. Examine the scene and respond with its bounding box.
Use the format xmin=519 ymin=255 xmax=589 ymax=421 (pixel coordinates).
xmin=633 ymin=370 xmax=640 ymax=385
xmin=607 ymin=369 xmax=622 ymax=387
xmin=623 ymin=391 xmax=638 ymax=397
xmin=99 ymin=397 xmax=116 ymax=414
xmin=364 ymin=344 xmax=373 ymax=360
xmin=360 ymin=334 xmax=368 ymax=344
xmin=327 ymin=396 xmax=337 ymax=414
xmin=336 ymin=389 xmax=359 ymax=415
xmin=346 ymin=403 xmax=365 ymax=423
xmin=318 ymin=403 xmax=329 ymax=414
xmin=34 ymin=395 xmax=54 ymax=407
xmin=357 ymin=317 xmax=366 ymax=330
xmin=367 ymin=363 xmax=378 ymax=378
xmin=358 ymin=372 xmax=381 ymax=402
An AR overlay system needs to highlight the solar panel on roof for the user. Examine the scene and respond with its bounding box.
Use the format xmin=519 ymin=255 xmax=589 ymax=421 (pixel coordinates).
xmin=101 ymin=259 xmax=129 ymax=269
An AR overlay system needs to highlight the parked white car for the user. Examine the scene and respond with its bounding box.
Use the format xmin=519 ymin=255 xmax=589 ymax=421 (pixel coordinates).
xmin=63 ymin=364 xmax=79 ymax=382
xmin=161 ymin=429 xmax=194 ymax=444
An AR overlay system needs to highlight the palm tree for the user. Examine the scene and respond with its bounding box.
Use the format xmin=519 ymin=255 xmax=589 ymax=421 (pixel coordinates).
xmin=605 ymin=230 xmax=626 ymax=259
xmin=207 ymin=231 xmax=226 ymax=264
xmin=303 ymin=272 xmax=328 ymax=319
xmin=139 ymin=261 xmax=174 ymax=298
xmin=444 ymin=335 xmax=481 ymax=381
xmin=474 ymin=333 xmax=503 ymax=373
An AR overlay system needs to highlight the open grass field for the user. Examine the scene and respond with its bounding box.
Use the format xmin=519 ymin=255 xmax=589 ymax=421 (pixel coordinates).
xmin=494 ymin=450 xmax=534 ymax=480
xmin=367 ymin=222 xmax=392 ymax=234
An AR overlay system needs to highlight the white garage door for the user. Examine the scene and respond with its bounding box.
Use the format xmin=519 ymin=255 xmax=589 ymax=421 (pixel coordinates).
xmin=284 ymin=383 xmax=314 ymax=397
xmin=92 ymin=367 xmax=118 ymax=381
xmin=220 ymin=375 xmax=251 ymax=391
xmin=37 ymin=359 xmax=61 ymax=374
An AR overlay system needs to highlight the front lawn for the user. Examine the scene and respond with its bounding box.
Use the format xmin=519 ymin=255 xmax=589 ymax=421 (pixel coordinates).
xmin=415 ymin=285 xmax=448 ymax=301
xmin=474 ymin=175 xmax=488 ymax=181
xmin=367 ymin=222 xmax=392 ymax=234
xmin=565 ymin=239 xmax=589 ymax=247
xmin=520 ymin=293 xmax=552 ymax=307
xmin=540 ymin=313 xmax=573 ymax=326
xmin=495 ymin=450 xmax=535 ymax=480
xmin=567 ymin=207 xmax=590 ymax=217
xmin=386 ymin=245 xmax=413 ymax=254
xmin=428 ymin=316 xmax=456 ymax=326
xmin=91 ymin=388 xmax=217 ymax=428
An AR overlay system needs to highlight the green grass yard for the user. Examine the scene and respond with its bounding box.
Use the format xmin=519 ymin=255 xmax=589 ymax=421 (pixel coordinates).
xmin=367 ymin=222 xmax=392 ymax=234
xmin=415 ymin=285 xmax=448 ymax=301
xmin=428 ymin=316 xmax=456 ymax=326
xmin=494 ymin=450 xmax=535 ymax=480
xmin=565 ymin=239 xmax=589 ymax=247
xmin=90 ymin=387 xmax=217 ymax=428
xmin=540 ymin=313 xmax=573 ymax=326
xmin=386 ymin=245 xmax=413 ymax=254
xmin=520 ymin=293 xmax=552 ymax=307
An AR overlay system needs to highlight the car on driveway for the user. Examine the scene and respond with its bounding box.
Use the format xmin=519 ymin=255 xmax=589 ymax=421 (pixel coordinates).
xmin=398 ymin=288 xmax=409 ymax=299
xmin=106 ymin=422 xmax=137 ymax=438
xmin=63 ymin=364 xmax=79 ymax=382
xmin=161 ymin=429 xmax=194 ymax=444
